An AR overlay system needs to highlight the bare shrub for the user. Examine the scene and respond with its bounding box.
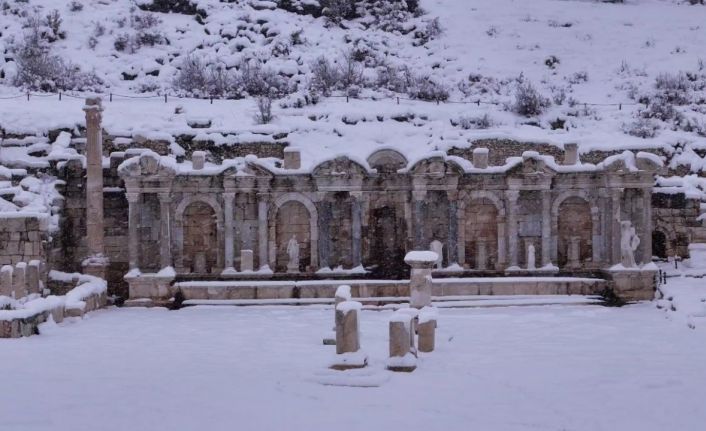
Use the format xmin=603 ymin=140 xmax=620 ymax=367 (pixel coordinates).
xmin=654 ymin=72 xmax=692 ymax=105
xmin=239 ymin=60 xmax=288 ymax=97
xmin=310 ymin=56 xmax=340 ymax=96
xmin=407 ymin=74 xmax=449 ymax=101
xmin=513 ymin=80 xmax=551 ymax=117
xmin=69 ymin=1 xmax=83 ymax=12
xmin=338 ymin=49 xmax=364 ymax=94
xmin=254 ymin=96 xmax=274 ymax=124
xmin=321 ymin=0 xmax=358 ymax=24
xmin=453 ymin=113 xmax=494 ymax=129
xmin=131 ymin=12 xmax=165 ymax=46
xmin=623 ymin=117 xmax=659 ymax=139
xmin=173 ymin=55 xmax=210 ymax=96
xmin=44 ymin=10 xmax=65 ymax=42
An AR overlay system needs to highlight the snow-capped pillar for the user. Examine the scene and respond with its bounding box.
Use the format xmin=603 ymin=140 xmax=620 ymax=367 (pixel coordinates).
xmin=505 ymin=190 xmax=520 ymax=268
xmin=257 ymin=194 xmax=269 ymax=270
xmin=541 ymin=190 xmax=552 ymax=267
xmin=0 ymin=265 xmax=12 ymax=298
xmin=158 ymin=193 xmax=172 ymax=269
xmin=127 ymin=192 xmax=141 ymax=270
xmin=223 ymin=192 xmax=235 ymax=272
xmin=350 ymin=192 xmax=362 ymax=268
xmin=83 ymin=97 xmax=107 ymax=278
xmin=405 ymin=251 xmax=437 ymax=309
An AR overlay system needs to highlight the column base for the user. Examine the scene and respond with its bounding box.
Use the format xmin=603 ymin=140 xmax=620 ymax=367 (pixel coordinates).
xmin=82 ymin=255 xmax=109 ymax=280
xmin=603 ymin=265 xmax=657 ymax=302
xmin=124 ymin=270 xmax=175 ymax=300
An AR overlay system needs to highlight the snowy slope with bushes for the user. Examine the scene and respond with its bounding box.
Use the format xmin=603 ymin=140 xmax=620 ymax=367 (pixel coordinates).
xmin=0 ymin=0 xmax=705 ymax=218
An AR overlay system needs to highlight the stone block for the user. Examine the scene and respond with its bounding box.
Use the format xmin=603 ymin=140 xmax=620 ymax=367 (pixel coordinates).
xmin=0 ymin=265 xmax=12 ymax=297
xmin=563 ymin=143 xmax=579 ymax=165
xmin=27 ymin=260 xmax=40 ymax=294
xmin=473 ymin=147 xmax=489 ymax=169
xmin=283 ymin=147 xmax=301 ymax=170
xmin=240 ymin=249 xmax=254 ymax=272
xmin=192 ymin=151 xmax=206 ymax=170
xmin=13 ymin=262 xmax=27 ymax=298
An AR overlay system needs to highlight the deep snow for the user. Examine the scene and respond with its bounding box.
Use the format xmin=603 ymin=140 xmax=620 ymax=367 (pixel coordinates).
xmin=1 ymin=300 xmax=705 ymax=431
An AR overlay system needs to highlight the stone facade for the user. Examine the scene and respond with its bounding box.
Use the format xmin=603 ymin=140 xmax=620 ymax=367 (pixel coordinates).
xmin=111 ymin=144 xmax=669 ymax=299
xmin=0 ymin=215 xmax=48 ymax=267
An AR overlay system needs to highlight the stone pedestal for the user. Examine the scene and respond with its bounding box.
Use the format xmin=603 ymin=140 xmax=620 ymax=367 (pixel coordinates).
xmin=27 ymin=260 xmax=40 ymax=294
xmin=240 ymin=249 xmax=254 ymax=272
xmin=605 ymin=266 xmax=657 ymax=301
xmin=418 ymin=307 xmax=437 ymax=353
xmin=567 ymin=236 xmax=581 ymax=269
xmin=330 ymin=300 xmax=367 ymax=370
xmin=387 ymin=311 xmax=417 ymax=372
xmin=193 ymin=252 xmax=207 ymax=274
xmin=405 ymin=251 xmax=438 ymax=309
xmin=284 ymin=147 xmax=301 ymax=170
xmin=192 ymin=151 xmax=206 ymax=170
xmin=124 ymin=272 xmax=176 ymax=300
xmin=324 ymin=285 xmax=351 ymax=345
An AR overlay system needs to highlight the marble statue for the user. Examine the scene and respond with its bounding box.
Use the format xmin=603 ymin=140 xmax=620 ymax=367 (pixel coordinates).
xmin=429 ymin=240 xmax=443 ymax=269
xmin=527 ymin=243 xmax=536 ymax=270
xmin=286 ymin=235 xmax=300 ymax=273
xmin=620 ymin=220 xmax=640 ymax=268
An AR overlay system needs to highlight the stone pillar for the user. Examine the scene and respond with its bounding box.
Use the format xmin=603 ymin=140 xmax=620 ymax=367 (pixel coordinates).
xmin=240 ymin=249 xmax=254 ymax=272
xmin=387 ymin=311 xmax=417 ymax=372
xmin=611 ymin=189 xmax=623 ymax=265
xmin=27 ymin=260 xmax=40 ymax=294
xmin=158 ymin=193 xmax=172 ymax=269
xmin=318 ymin=198 xmax=332 ymax=270
xmin=412 ymin=191 xmax=426 ymax=249
xmin=283 ymin=147 xmax=301 ymax=170
xmin=331 ymin=300 xmax=367 ymax=370
xmin=257 ymin=195 xmax=269 ymax=270
xmin=0 ymin=265 xmax=13 ymax=298
xmin=568 ymin=236 xmax=581 ymax=269
xmin=83 ymin=97 xmax=107 ymax=278
xmin=192 ymin=151 xmax=206 ymax=170
xmin=223 ymin=192 xmax=235 ymax=272
xmin=418 ymin=307 xmax=437 ymax=353
xmin=405 ymin=251 xmax=437 ymax=309
xmin=351 ymin=193 xmax=362 ymax=268
xmin=541 ymin=190 xmax=552 ymax=267
xmin=505 ymin=190 xmax=520 ymax=268
xmin=13 ymin=262 xmax=26 ymax=299
xmin=324 ymin=285 xmax=352 ymax=346
xmin=642 ymin=188 xmax=653 ymax=265
xmin=127 ymin=192 xmax=140 ymax=270
xmin=447 ymin=192 xmax=458 ymax=265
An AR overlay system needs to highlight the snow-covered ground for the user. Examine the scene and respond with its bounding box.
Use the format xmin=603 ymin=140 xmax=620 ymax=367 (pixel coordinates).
xmin=1 ymin=299 xmax=705 ymax=431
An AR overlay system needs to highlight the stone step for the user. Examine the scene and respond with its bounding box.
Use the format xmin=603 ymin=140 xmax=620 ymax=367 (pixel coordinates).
xmin=180 ymin=294 xmax=603 ymax=309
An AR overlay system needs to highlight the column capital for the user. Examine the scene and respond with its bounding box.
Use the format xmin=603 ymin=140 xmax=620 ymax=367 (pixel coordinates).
xmin=158 ymin=192 xmax=172 ymax=203
xmin=126 ymin=192 xmax=141 ymax=203
xmin=504 ymin=189 xmax=520 ymax=202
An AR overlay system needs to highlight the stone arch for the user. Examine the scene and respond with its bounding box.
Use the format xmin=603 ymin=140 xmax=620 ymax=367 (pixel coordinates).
xmin=268 ymin=192 xmax=319 ymax=272
xmin=462 ymin=197 xmax=501 ymax=270
xmin=174 ymin=195 xmax=225 ymax=274
xmin=553 ymin=194 xmax=595 ymax=268
xmin=551 ymin=191 xmax=600 ymax=266
xmin=367 ymin=149 xmax=408 ymax=173
xmin=457 ymin=191 xmax=506 ymax=269
xmin=652 ymin=230 xmax=668 ymax=259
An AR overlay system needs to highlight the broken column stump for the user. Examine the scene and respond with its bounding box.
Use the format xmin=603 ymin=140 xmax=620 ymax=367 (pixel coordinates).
xmin=418 ymin=306 xmax=438 ymax=353
xmin=330 ymin=300 xmax=367 ymax=370
xmin=324 ymin=285 xmax=352 ymax=345
xmin=404 ymin=251 xmax=438 ymax=309
xmin=387 ymin=311 xmax=417 ymax=372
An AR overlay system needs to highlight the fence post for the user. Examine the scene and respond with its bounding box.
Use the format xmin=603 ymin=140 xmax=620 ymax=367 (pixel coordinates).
xmin=346 ymin=95 xmax=349 ymax=103
xmin=397 ymin=97 xmax=399 ymax=105
xmin=164 ymin=94 xmax=168 ymax=103
xmin=110 ymin=93 xmax=113 ymax=102
xmin=210 ymin=97 xmax=213 ymax=104
xmin=477 ymin=100 xmax=480 ymax=106
xmin=26 ymin=92 xmax=30 ymax=101
xmin=59 ymin=92 xmax=62 ymax=101
xmin=619 ymin=103 xmax=622 ymax=110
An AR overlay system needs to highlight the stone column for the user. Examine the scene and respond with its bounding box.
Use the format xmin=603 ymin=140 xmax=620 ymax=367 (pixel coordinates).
xmin=318 ymin=198 xmax=332 ymax=270
xmin=257 ymin=195 xmax=269 ymax=270
xmin=541 ymin=190 xmax=552 ymax=267
xmin=387 ymin=311 xmax=417 ymax=372
xmin=83 ymin=97 xmax=107 ymax=278
xmin=418 ymin=307 xmax=437 ymax=353
xmin=611 ymin=189 xmax=623 ymax=265
xmin=351 ymin=193 xmax=362 ymax=268
xmin=447 ymin=192 xmax=458 ymax=265
xmin=642 ymin=187 xmax=653 ymax=265
xmin=13 ymin=262 xmax=26 ymax=299
xmin=505 ymin=190 xmax=520 ymax=268
xmin=476 ymin=238 xmax=488 ymax=270
xmin=330 ymin=300 xmax=367 ymax=370
xmin=412 ymin=191 xmax=426 ymax=249
xmin=127 ymin=192 xmax=140 ymax=270
xmin=405 ymin=251 xmax=437 ymax=309
xmin=223 ymin=192 xmax=235 ymax=271
xmin=27 ymin=260 xmax=40 ymax=294
xmin=158 ymin=193 xmax=172 ymax=269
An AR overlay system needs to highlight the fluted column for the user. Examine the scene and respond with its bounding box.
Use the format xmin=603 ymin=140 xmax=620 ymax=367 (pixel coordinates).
xmin=127 ymin=192 xmax=140 ymax=270
xmin=158 ymin=193 xmax=172 ymax=269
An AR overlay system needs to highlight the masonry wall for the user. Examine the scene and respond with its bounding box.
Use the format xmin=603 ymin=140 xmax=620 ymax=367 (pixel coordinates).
xmin=0 ymin=215 xmax=47 ymax=266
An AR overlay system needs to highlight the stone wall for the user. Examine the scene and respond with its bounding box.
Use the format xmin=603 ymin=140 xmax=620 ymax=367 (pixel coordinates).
xmin=0 ymin=215 xmax=48 ymax=266
xmin=652 ymin=192 xmax=702 ymax=258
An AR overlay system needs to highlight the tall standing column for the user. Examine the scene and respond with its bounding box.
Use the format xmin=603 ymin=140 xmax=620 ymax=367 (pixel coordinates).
xmin=158 ymin=193 xmax=172 ymax=269
xmin=223 ymin=192 xmax=235 ymax=271
xmin=541 ymin=190 xmax=552 ymax=267
xmin=505 ymin=190 xmax=520 ymax=268
xmin=611 ymin=188 xmax=623 ymax=265
xmin=641 ymin=187 xmax=653 ymax=265
xmin=412 ymin=190 xmax=426 ymax=249
xmin=83 ymin=97 xmax=107 ymax=278
xmin=447 ymin=191 xmax=458 ymax=265
xmin=127 ymin=192 xmax=140 ymax=270
xmin=351 ymin=193 xmax=362 ymax=268
xmin=257 ymin=194 xmax=269 ymax=270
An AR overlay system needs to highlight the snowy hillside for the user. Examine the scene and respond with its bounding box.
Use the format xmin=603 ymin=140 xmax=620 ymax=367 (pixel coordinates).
xmin=0 ymin=0 xmax=705 ymax=217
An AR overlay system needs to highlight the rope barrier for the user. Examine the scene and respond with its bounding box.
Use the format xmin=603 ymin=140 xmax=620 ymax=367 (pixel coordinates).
xmin=0 ymin=90 xmax=647 ymax=109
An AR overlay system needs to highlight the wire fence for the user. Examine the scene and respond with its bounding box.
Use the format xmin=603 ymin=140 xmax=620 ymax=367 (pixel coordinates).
xmin=0 ymin=90 xmax=647 ymax=111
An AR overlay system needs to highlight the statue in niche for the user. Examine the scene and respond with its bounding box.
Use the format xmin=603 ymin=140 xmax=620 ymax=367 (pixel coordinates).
xmin=430 ymin=240 xmax=444 ymax=269
xmin=286 ymin=235 xmax=300 ymax=273
xmin=527 ymin=243 xmax=536 ymax=270
xmin=620 ymin=221 xmax=640 ymax=268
